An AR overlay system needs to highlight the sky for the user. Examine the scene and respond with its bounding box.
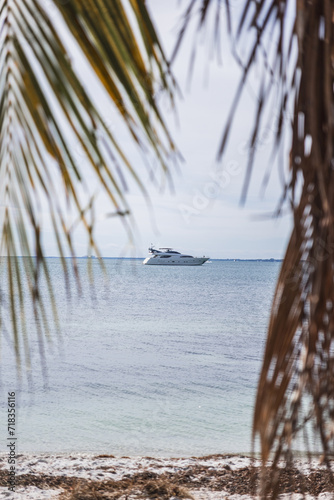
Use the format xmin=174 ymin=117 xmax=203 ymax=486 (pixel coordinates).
xmin=43 ymin=1 xmax=293 ymax=260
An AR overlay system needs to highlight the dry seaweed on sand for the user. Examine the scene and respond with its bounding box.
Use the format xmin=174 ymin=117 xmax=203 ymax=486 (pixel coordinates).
xmin=143 ymin=479 xmax=194 ymax=499
xmin=3 ymin=456 xmax=334 ymax=499
xmin=59 ymin=478 xmax=194 ymax=500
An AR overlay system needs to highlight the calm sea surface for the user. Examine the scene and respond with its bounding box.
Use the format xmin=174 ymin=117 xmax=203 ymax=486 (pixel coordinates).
xmin=1 ymin=259 xmax=280 ymax=456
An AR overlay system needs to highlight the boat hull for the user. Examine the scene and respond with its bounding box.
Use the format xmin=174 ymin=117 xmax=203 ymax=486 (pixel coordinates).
xmin=143 ymin=257 xmax=209 ymax=266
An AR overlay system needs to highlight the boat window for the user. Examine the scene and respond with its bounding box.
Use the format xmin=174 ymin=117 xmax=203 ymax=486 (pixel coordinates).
xmin=160 ymin=255 xmax=171 ymax=258
xmin=159 ymin=249 xmax=180 ymax=254
xmin=181 ymin=255 xmax=192 ymax=258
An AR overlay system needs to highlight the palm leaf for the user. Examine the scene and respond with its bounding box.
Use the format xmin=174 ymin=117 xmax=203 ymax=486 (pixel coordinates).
xmin=253 ymin=2 xmax=334 ymax=492
xmin=175 ymin=0 xmax=334 ymax=494
xmin=0 ymin=0 xmax=176 ymax=368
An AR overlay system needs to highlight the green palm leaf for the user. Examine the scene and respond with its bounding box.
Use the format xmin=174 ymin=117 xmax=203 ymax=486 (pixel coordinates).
xmin=0 ymin=0 xmax=176 ymax=368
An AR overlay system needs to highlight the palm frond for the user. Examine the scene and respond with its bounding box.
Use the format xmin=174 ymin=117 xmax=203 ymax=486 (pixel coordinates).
xmin=175 ymin=0 xmax=334 ymax=492
xmin=0 ymin=0 xmax=176 ymax=368
xmin=253 ymin=0 xmax=334 ymax=486
xmin=174 ymin=0 xmax=296 ymax=202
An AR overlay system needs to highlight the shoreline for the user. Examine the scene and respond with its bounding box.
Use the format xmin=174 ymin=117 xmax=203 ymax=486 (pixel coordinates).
xmin=1 ymin=452 xmax=334 ymax=499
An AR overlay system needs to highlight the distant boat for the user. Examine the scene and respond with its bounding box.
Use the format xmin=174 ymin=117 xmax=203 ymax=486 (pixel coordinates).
xmin=143 ymin=246 xmax=209 ymax=266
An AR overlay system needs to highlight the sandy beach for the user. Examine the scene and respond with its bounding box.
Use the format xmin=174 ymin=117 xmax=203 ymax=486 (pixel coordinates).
xmin=1 ymin=453 xmax=334 ymax=499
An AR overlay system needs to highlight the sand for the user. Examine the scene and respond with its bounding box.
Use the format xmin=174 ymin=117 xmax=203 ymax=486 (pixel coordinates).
xmin=0 ymin=453 xmax=334 ymax=499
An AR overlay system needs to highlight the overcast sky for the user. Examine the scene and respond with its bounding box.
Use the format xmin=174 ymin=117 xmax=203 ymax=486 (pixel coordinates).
xmin=43 ymin=1 xmax=293 ymax=259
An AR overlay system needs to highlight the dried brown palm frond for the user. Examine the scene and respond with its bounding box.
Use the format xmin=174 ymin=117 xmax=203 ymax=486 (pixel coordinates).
xmin=253 ymin=0 xmax=334 ymax=484
xmin=173 ymin=0 xmax=297 ymax=202
xmin=0 ymin=0 xmax=176 ymax=370
xmin=173 ymin=0 xmax=334 ymax=493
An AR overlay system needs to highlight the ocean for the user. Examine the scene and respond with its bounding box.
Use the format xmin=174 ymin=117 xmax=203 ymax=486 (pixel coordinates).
xmin=1 ymin=259 xmax=280 ymax=456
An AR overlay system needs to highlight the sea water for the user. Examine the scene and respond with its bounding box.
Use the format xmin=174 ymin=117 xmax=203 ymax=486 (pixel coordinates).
xmin=0 ymin=259 xmax=279 ymax=456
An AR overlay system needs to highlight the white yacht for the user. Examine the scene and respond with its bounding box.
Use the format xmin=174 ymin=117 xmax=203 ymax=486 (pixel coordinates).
xmin=143 ymin=247 xmax=209 ymax=266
